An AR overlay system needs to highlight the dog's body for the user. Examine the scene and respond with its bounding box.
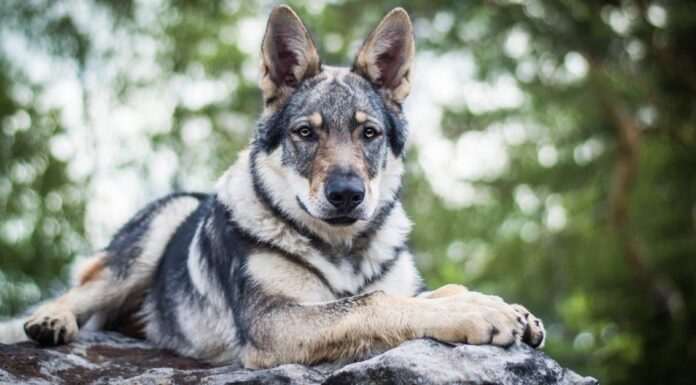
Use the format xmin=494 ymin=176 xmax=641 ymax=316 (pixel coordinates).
xmin=16 ymin=6 xmax=545 ymax=368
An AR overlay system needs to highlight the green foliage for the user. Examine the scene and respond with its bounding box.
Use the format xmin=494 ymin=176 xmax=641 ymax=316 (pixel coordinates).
xmin=0 ymin=60 xmax=87 ymax=315
xmin=1 ymin=1 xmax=695 ymax=384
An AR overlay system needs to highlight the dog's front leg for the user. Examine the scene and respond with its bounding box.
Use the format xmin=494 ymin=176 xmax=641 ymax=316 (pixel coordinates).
xmin=241 ymin=289 xmax=528 ymax=368
xmin=23 ymin=253 xmax=148 ymax=345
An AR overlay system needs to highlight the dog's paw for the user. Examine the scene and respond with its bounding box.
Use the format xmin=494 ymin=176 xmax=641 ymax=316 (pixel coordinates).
xmin=425 ymin=292 xmax=526 ymax=348
xmin=24 ymin=307 xmax=78 ymax=346
xmin=511 ymin=304 xmax=545 ymax=349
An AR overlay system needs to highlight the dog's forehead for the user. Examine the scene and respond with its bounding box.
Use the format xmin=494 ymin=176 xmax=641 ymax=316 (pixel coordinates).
xmin=290 ymin=67 xmax=385 ymax=126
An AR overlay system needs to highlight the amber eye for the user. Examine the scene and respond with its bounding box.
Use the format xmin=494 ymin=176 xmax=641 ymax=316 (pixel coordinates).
xmin=298 ymin=126 xmax=312 ymax=137
xmin=364 ymin=126 xmax=377 ymax=139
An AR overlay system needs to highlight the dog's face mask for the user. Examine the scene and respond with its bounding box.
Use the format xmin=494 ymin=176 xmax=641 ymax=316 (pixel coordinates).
xmin=255 ymin=6 xmax=414 ymax=226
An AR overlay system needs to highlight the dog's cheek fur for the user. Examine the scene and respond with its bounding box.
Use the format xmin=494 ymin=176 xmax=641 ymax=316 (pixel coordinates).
xmin=282 ymin=134 xmax=317 ymax=179
xmin=256 ymin=107 xmax=290 ymax=154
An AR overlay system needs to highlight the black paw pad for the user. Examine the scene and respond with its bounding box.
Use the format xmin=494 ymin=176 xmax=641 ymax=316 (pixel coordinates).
xmin=24 ymin=323 xmax=42 ymax=340
xmin=24 ymin=321 xmax=60 ymax=346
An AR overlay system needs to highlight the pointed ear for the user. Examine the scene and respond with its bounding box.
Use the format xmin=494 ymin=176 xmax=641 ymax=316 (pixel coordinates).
xmin=259 ymin=5 xmax=321 ymax=108
xmin=352 ymin=8 xmax=415 ymax=109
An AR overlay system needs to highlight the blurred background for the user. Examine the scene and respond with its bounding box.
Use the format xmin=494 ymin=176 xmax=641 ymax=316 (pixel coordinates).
xmin=0 ymin=0 xmax=694 ymax=383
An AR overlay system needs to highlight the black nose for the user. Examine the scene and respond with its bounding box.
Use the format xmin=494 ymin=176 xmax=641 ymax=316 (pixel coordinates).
xmin=324 ymin=172 xmax=365 ymax=213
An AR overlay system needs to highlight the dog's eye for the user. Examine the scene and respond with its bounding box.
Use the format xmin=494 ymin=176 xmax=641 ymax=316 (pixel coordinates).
xmin=363 ymin=126 xmax=378 ymax=139
xmin=297 ymin=126 xmax=313 ymax=138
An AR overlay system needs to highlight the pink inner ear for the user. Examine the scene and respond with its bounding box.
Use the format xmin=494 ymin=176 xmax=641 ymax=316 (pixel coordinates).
xmin=375 ymin=40 xmax=404 ymax=89
xmin=374 ymin=28 xmax=407 ymax=88
xmin=271 ymin=35 xmax=300 ymax=87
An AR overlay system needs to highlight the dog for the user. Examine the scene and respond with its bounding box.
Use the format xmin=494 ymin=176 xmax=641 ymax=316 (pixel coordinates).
xmin=14 ymin=5 xmax=545 ymax=368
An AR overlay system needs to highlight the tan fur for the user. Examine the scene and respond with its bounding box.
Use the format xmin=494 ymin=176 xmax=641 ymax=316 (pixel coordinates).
xmin=309 ymin=112 xmax=322 ymax=127
xmin=307 ymin=135 xmax=371 ymax=201
xmin=355 ymin=110 xmax=368 ymax=124
xmin=246 ymin=251 xmax=334 ymax=303
xmin=241 ymin=290 xmax=526 ymax=368
xmin=77 ymin=256 xmax=107 ymax=285
xmin=421 ymin=283 xmax=469 ymax=298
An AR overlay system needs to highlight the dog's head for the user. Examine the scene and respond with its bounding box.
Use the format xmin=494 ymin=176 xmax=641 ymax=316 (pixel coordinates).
xmin=253 ymin=5 xmax=414 ymax=227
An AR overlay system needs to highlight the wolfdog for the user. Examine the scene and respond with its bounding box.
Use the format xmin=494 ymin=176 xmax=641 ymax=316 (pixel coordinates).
xmin=13 ymin=5 xmax=545 ymax=368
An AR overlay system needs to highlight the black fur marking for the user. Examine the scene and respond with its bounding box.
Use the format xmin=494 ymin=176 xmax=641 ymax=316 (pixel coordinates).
xmin=385 ymin=108 xmax=407 ymax=157
xmin=197 ymin=198 xmax=293 ymax=346
xmin=264 ymin=96 xmax=278 ymax=106
xmin=345 ymin=191 xmax=400 ymax=270
xmin=231 ymin=185 xmax=404 ymax=298
xmin=105 ymin=192 xmax=209 ymax=279
xmin=225 ymin=209 xmax=351 ymax=299
xmin=293 ymin=188 xmax=400 ymax=271
xmin=352 ymin=245 xmax=406 ymax=295
xmin=249 ymin=145 xmax=405 ymax=294
xmin=255 ymin=98 xmax=293 ymax=153
xmin=489 ymin=326 xmax=500 ymax=344
xmin=290 ymin=291 xmax=378 ymax=313
xmin=294 ymin=197 xmax=311 ymax=216
xmin=149 ymin=196 xmax=211 ymax=349
xmin=323 ymin=216 xmax=358 ymax=226
xmin=249 ymin=147 xmax=334 ymax=252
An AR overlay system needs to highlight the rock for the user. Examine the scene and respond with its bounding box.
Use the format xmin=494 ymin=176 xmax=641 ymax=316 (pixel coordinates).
xmin=0 ymin=331 xmax=598 ymax=385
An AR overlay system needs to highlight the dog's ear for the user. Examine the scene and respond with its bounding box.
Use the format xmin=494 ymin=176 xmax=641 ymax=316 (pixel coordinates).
xmin=259 ymin=5 xmax=321 ymax=108
xmin=352 ymin=8 xmax=415 ymax=109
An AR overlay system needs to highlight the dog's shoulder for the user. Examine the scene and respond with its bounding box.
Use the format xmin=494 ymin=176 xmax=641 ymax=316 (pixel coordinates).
xmin=105 ymin=192 xmax=210 ymax=278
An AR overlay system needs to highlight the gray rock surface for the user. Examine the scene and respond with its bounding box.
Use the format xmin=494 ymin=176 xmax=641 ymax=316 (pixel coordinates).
xmin=0 ymin=331 xmax=598 ymax=385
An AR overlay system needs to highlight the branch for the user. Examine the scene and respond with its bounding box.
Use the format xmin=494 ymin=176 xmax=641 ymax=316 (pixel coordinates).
xmin=605 ymin=99 xmax=683 ymax=318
